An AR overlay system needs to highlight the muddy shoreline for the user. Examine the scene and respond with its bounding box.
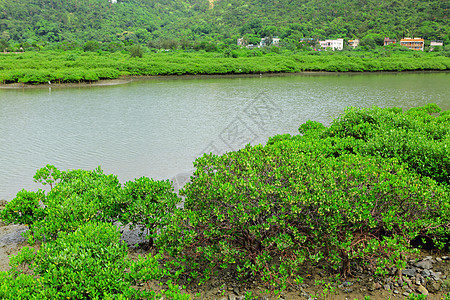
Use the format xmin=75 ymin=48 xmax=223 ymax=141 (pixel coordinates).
xmin=1 ymin=70 xmax=448 ymax=89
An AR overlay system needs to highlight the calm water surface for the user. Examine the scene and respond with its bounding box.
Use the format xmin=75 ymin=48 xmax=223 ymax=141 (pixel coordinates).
xmin=0 ymin=72 xmax=449 ymax=199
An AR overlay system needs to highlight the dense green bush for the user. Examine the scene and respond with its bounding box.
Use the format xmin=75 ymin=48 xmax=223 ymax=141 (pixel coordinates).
xmin=160 ymin=142 xmax=448 ymax=292
xmin=0 ymin=272 xmax=42 ymax=299
xmin=323 ymin=104 xmax=449 ymax=184
xmin=0 ymin=189 xmax=46 ymax=228
xmin=2 ymin=222 xmax=189 ymax=299
xmin=129 ymin=44 xmax=144 ymax=58
xmin=23 ymin=166 xmax=122 ymax=242
xmin=2 ymin=165 xmax=182 ymax=247
xmin=119 ymin=177 xmax=180 ymax=247
xmin=157 ymin=104 xmax=449 ymax=294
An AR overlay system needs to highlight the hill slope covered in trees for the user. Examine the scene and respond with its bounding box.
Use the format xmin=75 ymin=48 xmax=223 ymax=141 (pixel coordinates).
xmin=0 ymin=0 xmax=448 ymax=48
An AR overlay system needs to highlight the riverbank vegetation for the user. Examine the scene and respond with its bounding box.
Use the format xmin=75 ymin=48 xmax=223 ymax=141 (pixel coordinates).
xmin=1 ymin=48 xmax=449 ymax=84
xmin=0 ymin=104 xmax=449 ymax=299
xmin=1 ymin=0 xmax=450 ymax=85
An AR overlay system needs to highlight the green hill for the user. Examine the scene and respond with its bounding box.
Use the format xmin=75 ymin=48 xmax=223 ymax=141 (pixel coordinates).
xmin=0 ymin=0 xmax=448 ymax=47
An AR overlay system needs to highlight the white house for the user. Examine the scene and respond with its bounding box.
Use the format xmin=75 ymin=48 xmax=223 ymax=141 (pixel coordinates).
xmin=430 ymin=40 xmax=444 ymax=51
xmin=319 ymin=39 xmax=344 ymax=51
xmin=237 ymin=38 xmax=245 ymax=46
xmin=272 ymin=37 xmax=280 ymax=46
xmin=260 ymin=37 xmax=280 ymax=48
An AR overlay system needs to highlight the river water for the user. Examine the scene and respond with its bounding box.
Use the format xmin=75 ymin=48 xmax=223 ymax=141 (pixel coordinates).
xmin=0 ymin=72 xmax=449 ymax=200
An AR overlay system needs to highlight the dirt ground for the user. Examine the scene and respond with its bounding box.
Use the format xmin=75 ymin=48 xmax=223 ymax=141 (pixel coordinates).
xmin=0 ymin=78 xmax=132 ymax=89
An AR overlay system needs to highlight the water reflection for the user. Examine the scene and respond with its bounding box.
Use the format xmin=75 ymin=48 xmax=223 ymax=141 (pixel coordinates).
xmin=0 ymin=72 xmax=449 ymax=199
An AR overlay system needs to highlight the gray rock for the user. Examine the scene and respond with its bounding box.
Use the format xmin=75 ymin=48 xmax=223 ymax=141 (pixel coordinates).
xmin=417 ymin=285 xmax=429 ymax=295
xmin=402 ymin=268 xmax=416 ymax=278
xmin=384 ymin=284 xmax=391 ymax=291
xmin=442 ymin=256 xmax=449 ymax=260
xmin=233 ymin=287 xmax=239 ymax=295
xmin=415 ymin=259 xmax=433 ymax=270
xmin=344 ymin=288 xmax=353 ymax=293
xmin=415 ymin=273 xmax=424 ymax=286
xmin=405 ymin=288 xmax=413 ymax=293
xmin=436 ymin=257 xmax=443 ymax=262
xmin=432 ymin=276 xmax=441 ymax=281
xmin=421 ymin=269 xmax=431 ymax=277
xmin=402 ymin=292 xmax=410 ymax=297
xmin=393 ymin=289 xmax=399 ymax=294
xmin=228 ymin=295 xmax=236 ymax=300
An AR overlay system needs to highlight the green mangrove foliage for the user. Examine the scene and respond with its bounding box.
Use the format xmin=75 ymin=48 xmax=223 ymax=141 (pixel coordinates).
xmin=33 ymin=166 xmax=121 ymax=242
xmin=0 ymin=189 xmax=46 ymax=227
xmin=1 ymin=222 xmax=189 ymax=299
xmin=315 ymin=103 xmax=449 ymax=184
xmin=0 ymin=50 xmax=449 ymax=84
xmin=160 ymin=149 xmax=448 ymax=291
xmin=0 ymin=165 xmax=181 ymax=247
xmin=119 ymin=177 xmax=180 ymax=248
xmin=159 ymin=104 xmax=449 ymax=292
xmin=0 ymin=104 xmax=448 ymax=297
xmin=0 ymin=166 xmax=188 ymax=299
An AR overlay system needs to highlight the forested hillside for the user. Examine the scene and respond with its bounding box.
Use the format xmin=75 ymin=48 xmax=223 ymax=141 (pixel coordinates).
xmin=0 ymin=0 xmax=448 ymax=47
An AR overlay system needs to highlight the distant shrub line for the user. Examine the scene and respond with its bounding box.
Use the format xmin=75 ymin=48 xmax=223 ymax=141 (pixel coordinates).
xmin=0 ymin=50 xmax=449 ymax=84
xmin=0 ymin=104 xmax=448 ymax=299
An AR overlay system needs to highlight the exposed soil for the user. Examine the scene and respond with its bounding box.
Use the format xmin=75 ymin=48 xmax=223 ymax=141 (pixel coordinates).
xmin=0 ymin=78 xmax=133 ymax=89
xmin=165 ymin=252 xmax=450 ymax=300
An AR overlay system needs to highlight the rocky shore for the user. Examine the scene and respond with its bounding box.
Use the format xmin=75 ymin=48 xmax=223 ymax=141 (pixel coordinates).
xmin=177 ymin=254 xmax=450 ymax=300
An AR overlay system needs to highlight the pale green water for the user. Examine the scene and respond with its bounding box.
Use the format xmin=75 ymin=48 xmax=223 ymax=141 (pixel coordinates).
xmin=0 ymin=72 xmax=449 ymax=199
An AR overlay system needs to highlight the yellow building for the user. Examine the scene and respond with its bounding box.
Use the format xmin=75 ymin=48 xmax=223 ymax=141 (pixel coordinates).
xmin=400 ymin=38 xmax=424 ymax=51
xmin=348 ymin=39 xmax=360 ymax=48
